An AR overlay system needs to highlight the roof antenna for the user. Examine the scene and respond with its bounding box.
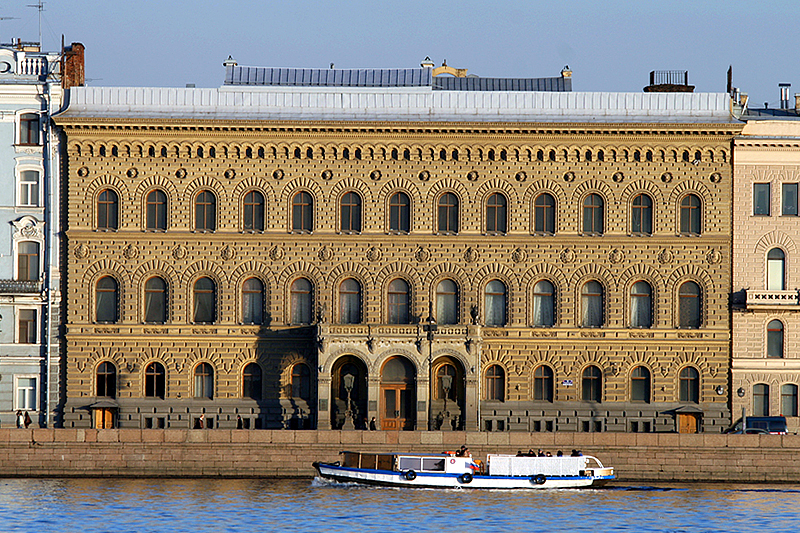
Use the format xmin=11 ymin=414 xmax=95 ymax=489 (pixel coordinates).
xmin=26 ymin=1 xmax=44 ymax=46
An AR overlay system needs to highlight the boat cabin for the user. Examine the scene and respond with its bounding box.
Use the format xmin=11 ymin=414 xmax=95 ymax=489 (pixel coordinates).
xmin=341 ymin=451 xmax=476 ymax=475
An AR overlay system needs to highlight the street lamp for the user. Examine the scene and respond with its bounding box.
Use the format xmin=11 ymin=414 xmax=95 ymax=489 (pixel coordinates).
xmin=423 ymin=302 xmax=437 ymax=430
xmin=342 ymin=372 xmax=355 ymax=430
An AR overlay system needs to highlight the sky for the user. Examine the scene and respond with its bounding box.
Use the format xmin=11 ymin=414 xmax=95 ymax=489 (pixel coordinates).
xmin=0 ymin=0 xmax=797 ymax=108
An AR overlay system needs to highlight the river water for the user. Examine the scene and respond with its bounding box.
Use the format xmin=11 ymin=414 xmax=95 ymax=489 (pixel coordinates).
xmin=1 ymin=478 xmax=798 ymax=532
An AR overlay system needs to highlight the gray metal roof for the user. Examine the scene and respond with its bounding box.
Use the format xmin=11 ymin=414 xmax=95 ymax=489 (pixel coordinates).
xmin=225 ymin=66 xmax=432 ymax=87
xmin=433 ymin=75 xmax=571 ymax=92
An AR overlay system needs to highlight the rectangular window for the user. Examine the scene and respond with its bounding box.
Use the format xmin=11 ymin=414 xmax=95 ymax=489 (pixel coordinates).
xmin=19 ymin=114 xmax=39 ymax=145
xmin=19 ymin=171 xmax=40 ymax=207
xmin=16 ymin=377 xmax=37 ymax=410
xmin=782 ymin=183 xmax=798 ymax=216
xmin=754 ymin=183 xmax=771 ymax=215
xmin=18 ymin=309 xmax=37 ymax=344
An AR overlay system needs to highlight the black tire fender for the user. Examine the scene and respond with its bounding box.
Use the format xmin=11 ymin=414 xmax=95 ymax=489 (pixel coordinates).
xmin=532 ymin=474 xmax=546 ymax=485
xmin=459 ymin=473 xmax=473 ymax=484
xmin=404 ymin=469 xmax=417 ymax=481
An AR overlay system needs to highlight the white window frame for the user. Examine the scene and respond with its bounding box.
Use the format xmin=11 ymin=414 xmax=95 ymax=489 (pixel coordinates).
xmin=15 ymin=306 xmax=39 ymax=344
xmin=14 ymin=374 xmax=39 ymax=411
xmin=17 ymin=167 xmax=41 ymax=207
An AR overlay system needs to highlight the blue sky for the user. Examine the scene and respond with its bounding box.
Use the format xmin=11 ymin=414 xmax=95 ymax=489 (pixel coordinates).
xmin=1 ymin=0 xmax=797 ymax=107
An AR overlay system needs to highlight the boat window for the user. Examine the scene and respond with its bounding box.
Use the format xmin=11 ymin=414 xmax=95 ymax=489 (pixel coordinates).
xmin=422 ymin=458 xmax=445 ymax=471
xmin=398 ymin=457 xmax=421 ymax=471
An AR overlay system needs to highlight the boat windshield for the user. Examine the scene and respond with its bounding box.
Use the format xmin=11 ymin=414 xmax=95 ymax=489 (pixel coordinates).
xmin=398 ymin=456 xmax=445 ymax=472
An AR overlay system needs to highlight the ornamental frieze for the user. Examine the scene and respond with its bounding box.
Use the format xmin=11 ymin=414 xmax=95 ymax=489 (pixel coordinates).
xmin=172 ymin=244 xmax=187 ymax=260
xmin=122 ymin=244 xmax=139 ymax=260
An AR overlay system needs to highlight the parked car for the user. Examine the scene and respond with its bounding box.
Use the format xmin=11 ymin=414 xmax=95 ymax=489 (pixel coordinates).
xmin=724 ymin=416 xmax=787 ymax=435
xmin=726 ymin=428 xmax=770 ymax=435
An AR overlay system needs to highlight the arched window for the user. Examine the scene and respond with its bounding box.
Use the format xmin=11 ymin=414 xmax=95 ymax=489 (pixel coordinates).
xmin=436 ymin=364 xmax=457 ymax=400
xmin=534 ymin=193 xmax=556 ymax=235
xmin=680 ymin=194 xmax=701 ymax=235
xmin=437 ymin=192 xmax=459 ymax=234
xmin=97 ymin=189 xmax=119 ymax=230
xmin=17 ymin=241 xmax=39 ymax=280
xmin=193 ymin=277 xmax=216 ymax=324
xmin=145 ymin=190 xmax=167 ymax=231
xmin=678 ymin=281 xmax=701 ymax=328
xmin=144 ymin=277 xmax=167 ymax=323
xmin=486 ymin=193 xmax=507 ymax=234
xmin=435 ymin=279 xmax=458 ymax=325
xmin=533 ymin=365 xmax=554 ymax=402
xmin=340 ymin=191 xmax=362 ymax=233
xmin=753 ymin=384 xmax=769 ymax=416
xmin=292 ymin=191 xmax=313 ymax=232
xmin=242 ymin=362 xmax=262 ymax=400
xmin=767 ymin=320 xmax=784 ymax=358
xmin=290 ymin=278 xmax=313 ymax=324
xmin=339 ymin=278 xmax=361 ymax=324
xmin=388 ymin=278 xmax=410 ymax=324
xmin=292 ymin=363 xmax=311 ymax=401
xmin=485 ymin=365 xmax=505 ymax=401
xmin=679 ymin=367 xmax=699 ymax=403
xmin=582 ymin=365 xmax=602 ymax=402
xmin=532 ymin=280 xmax=555 ymax=327
xmin=631 ymin=193 xmax=653 ymax=235
xmin=484 ymin=280 xmax=507 ymax=326
xmin=389 ymin=192 xmax=410 ymax=233
xmin=195 ymin=190 xmax=216 ymax=231
xmin=194 ymin=362 xmax=214 ymax=399
xmin=96 ymin=361 xmax=116 ymax=398
xmin=781 ymin=384 xmax=798 ymax=417
xmin=95 ymin=276 xmax=119 ymax=323
xmin=144 ymin=362 xmax=165 ymax=399
xmin=581 ymin=281 xmax=604 ymax=327
xmin=243 ymin=190 xmax=265 ymax=231
xmin=242 ymin=278 xmax=264 ymax=325
xmin=767 ymin=248 xmax=786 ymax=290
xmin=631 ymin=366 xmax=651 ymax=403
xmin=582 ymin=194 xmax=604 ymax=235
xmin=630 ymin=281 xmax=652 ymax=328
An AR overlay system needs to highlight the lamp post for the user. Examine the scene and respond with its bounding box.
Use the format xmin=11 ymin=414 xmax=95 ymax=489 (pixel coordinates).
xmin=440 ymin=374 xmax=452 ymax=431
xmin=342 ymin=372 xmax=355 ymax=430
xmin=423 ymin=302 xmax=437 ymax=430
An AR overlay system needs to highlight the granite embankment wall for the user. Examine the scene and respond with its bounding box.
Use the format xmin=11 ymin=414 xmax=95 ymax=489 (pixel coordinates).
xmin=1 ymin=429 xmax=798 ymax=482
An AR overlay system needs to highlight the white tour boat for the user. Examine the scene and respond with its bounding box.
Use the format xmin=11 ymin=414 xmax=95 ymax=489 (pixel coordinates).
xmin=313 ymin=451 xmax=614 ymax=489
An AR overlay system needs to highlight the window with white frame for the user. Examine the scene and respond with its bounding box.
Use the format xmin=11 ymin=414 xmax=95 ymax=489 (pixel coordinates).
xmin=19 ymin=170 xmax=40 ymax=207
xmin=15 ymin=376 xmax=37 ymax=411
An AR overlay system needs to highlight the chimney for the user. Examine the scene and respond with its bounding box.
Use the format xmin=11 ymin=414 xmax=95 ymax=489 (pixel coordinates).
xmin=779 ymin=83 xmax=791 ymax=109
xmin=62 ymin=42 xmax=85 ymax=88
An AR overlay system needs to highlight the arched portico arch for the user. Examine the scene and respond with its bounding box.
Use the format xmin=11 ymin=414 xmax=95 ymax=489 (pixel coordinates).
xmin=330 ymin=355 xmax=368 ymax=429
xmin=379 ymin=356 xmax=417 ymax=430
xmin=431 ymin=355 xmax=466 ymax=430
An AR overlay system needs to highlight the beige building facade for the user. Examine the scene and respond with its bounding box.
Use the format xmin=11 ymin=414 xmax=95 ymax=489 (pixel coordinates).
xmin=54 ymin=67 xmax=740 ymax=432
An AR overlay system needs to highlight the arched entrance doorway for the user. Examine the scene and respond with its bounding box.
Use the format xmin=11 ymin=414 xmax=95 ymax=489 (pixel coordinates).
xmin=380 ymin=356 xmax=416 ymax=430
xmin=330 ymin=356 xmax=368 ymax=429
xmin=431 ymin=356 xmax=466 ymax=430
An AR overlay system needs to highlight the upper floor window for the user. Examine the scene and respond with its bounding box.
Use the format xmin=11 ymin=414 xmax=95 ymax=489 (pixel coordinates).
xmin=435 ymin=279 xmax=458 ymax=325
xmin=145 ymin=362 xmax=166 ymax=399
xmin=146 ymin=190 xmax=167 ymax=231
xmin=96 ymin=361 xmax=117 ymax=398
xmin=243 ymin=362 xmax=262 ymax=400
xmin=678 ymin=281 xmax=701 ymax=328
xmin=484 ymin=280 xmax=507 ymax=326
xmin=292 ymin=191 xmax=313 ymax=233
xmin=144 ymin=276 xmax=167 ymax=324
xmin=18 ymin=309 xmax=37 ymax=344
xmin=339 ymin=278 xmax=361 ymax=324
xmin=631 ymin=366 xmax=650 ymax=403
xmin=532 ymin=280 xmax=555 ymax=327
xmin=195 ymin=190 xmax=216 ymax=231
xmin=486 ymin=193 xmax=507 ymax=234
xmin=340 ymin=191 xmax=362 ymax=233
xmin=534 ymin=193 xmax=556 ymax=234
xmin=782 ymin=183 xmax=798 ymax=216
xmin=18 ymin=113 xmax=39 ymax=145
xmin=679 ymin=367 xmax=699 ymax=403
xmin=753 ymin=183 xmax=770 ymax=215
xmin=582 ymin=194 xmax=604 ymax=235
xmin=290 ymin=278 xmax=313 ymax=324
xmin=242 ymin=278 xmax=264 ymax=325
xmin=17 ymin=241 xmax=39 ymax=280
xmin=193 ymin=277 xmax=216 ymax=324
xmin=533 ymin=365 xmax=554 ymax=402
xmin=581 ymin=280 xmax=604 ymax=327
xmin=194 ymin=362 xmax=214 ymax=399
xmin=767 ymin=248 xmax=786 ymax=290
xmin=630 ymin=281 xmax=652 ymax=328
xmin=96 ymin=276 xmax=119 ymax=323
xmin=485 ymin=365 xmax=505 ymax=401
xmin=388 ymin=278 xmax=410 ymax=324
xmin=767 ymin=319 xmax=784 ymax=358
xmin=19 ymin=170 xmax=39 ymax=207
xmin=292 ymin=363 xmax=311 ymax=401
xmin=97 ymin=189 xmax=119 ymax=230
xmin=243 ymin=190 xmax=265 ymax=231
xmin=389 ymin=192 xmax=410 ymax=233
xmin=680 ymin=194 xmax=701 ymax=235
xmin=631 ymin=193 xmax=653 ymax=235
xmin=582 ymin=365 xmax=602 ymax=402
xmin=437 ymin=192 xmax=459 ymax=234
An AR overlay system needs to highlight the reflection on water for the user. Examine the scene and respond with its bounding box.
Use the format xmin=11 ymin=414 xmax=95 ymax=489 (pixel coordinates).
xmin=1 ymin=478 xmax=799 ymax=532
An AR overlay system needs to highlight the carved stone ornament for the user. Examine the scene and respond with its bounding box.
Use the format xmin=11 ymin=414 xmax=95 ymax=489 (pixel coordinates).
xmin=612 ymin=172 xmax=624 ymax=183
xmin=709 ymin=172 xmax=722 ymax=184
xmin=511 ymin=247 xmax=527 ymax=263
xmin=272 ymin=168 xmax=284 ymax=180
xmin=419 ymin=170 xmax=430 ymax=181
xmin=224 ymin=168 xmax=236 ymax=180
xmin=220 ymin=245 xmax=236 ymax=261
xmin=707 ymin=248 xmax=722 ymax=265
xmin=175 ymin=168 xmax=187 ymax=179
xmin=560 ymin=247 xmax=575 ymax=263
xmin=13 ymin=216 xmax=43 ymax=240
xmin=77 ymin=166 xmax=89 ymax=177
xmin=660 ymin=365 xmax=670 ymax=378
xmin=122 ymin=244 xmax=139 ymax=260
xmin=660 ymin=172 xmax=673 ymax=183
xmin=269 ymin=245 xmax=285 ymax=261
xmin=515 ymin=171 xmax=527 ymax=182
xmin=415 ymin=246 xmax=430 ymax=263
xmin=127 ymin=167 xmax=138 ymax=179
xmin=366 ymin=246 xmax=381 ymax=262
xmin=318 ymin=245 xmax=333 ymax=261
xmin=657 ymin=248 xmax=674 ymax=264
xmin=467 ymin=170 xmax=479 ymax=182
xmin=608 ymin=248 xmax=625 ymax=264
xmin=563 ymin=171 xmax=576 ymax=182
xmin=74 ymin=243 xmax=90 ymax=259
xmin=370 ymin=170 xmax=382 ymax=181
xmin=464 ymin=247 xmax=479 ymax=263
xmin=172 ymin=244 xmax=187 ymax=260
xmin=321 ymin=169 xmax=333 ymax=180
